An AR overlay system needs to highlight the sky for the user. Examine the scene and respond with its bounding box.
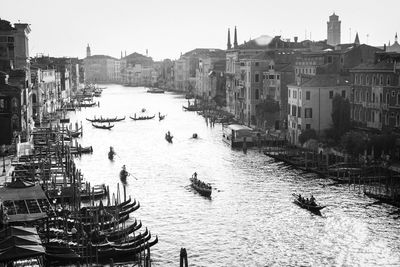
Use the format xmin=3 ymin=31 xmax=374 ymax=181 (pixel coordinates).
xmin=2 ymin=0 xmax=399 ymax=61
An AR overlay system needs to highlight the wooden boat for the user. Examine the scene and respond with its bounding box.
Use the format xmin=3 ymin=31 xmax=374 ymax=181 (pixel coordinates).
xmin=71 ymin=145 xmax=93 ymax=155
xmin=78 ymin=102 xmax=97 ymax=107
xmin=182 ymin=105 xmax=202 ymax=111
xmin=92 ymin=123 xmax=114 ymax=129
xmin=190 ymin=177 xmax=212 ymax=197
xmin=292 ymin=193 xmax=325 ymax=213
xmin=86 ymin=116 xmax=125 ymax=123
xmin=129 ymin=115 xmax=155 ymax=121
xmin=165 ymin=133 xmax=173 ymax=143
xmin=82 ymin=196 xmax=132 ymax=212
xmin=159 ymin=114 xmax=166 ymax=121
xmin=364 ymin=191 xmax=400 ymax=208
xmin=147 ymin=88 xmax=165 ymax=94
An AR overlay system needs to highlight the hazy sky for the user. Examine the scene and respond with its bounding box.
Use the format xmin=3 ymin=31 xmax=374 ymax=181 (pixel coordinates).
xmin=2 ymin=0 xmax=399 ymax=61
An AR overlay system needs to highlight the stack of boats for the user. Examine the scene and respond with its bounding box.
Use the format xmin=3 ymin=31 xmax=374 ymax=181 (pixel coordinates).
xmin=0 ymin=125 xmax=158 ymax=266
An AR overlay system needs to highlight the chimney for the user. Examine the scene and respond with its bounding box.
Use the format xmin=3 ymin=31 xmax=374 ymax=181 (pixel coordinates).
xmin=384 ymin=44 xmax=386 ymax=51
xmin=294 ymin=36 xmax=298 ymax=43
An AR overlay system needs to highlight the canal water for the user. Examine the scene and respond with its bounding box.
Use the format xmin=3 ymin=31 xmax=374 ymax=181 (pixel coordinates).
xmin=71 ymin=84 xmax=400 ymax=266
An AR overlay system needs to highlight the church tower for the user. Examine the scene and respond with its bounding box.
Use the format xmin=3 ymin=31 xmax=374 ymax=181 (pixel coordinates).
xmin=227 ymin=28 xmax=232 ymax=50
xmin=86 ymin=44 xmax=91 ymax=57
xmin=327 ymin=13 xmax=341 ymax=46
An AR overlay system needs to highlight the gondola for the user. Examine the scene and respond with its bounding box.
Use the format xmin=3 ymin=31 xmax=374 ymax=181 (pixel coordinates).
xmin=129 ymin=115 xmax=155 ymax=121
xmin=165 ymin=133 xmax=173 ymax=143
xmin=292 ymin=193 xmax=325 ymax=213
xmin=159 ymin=114 xmax=166 ymax=121
xmin=92 ymin=123 xmax=114 ymax=129
xmin=86 ymin=116 xmax=125 ymax=123
xmin=82 ymin=196 xmax=132 ymax=212
xmin=182 ymin=105 xmax=202 ymax=111
xmin=190 ymin=177 xmax=212 ymax=197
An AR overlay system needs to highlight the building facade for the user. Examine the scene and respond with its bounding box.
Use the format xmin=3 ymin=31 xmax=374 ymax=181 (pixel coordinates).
xmin=327 ymin=13 xmax=341 ymax=46
xmin=287 ymin=75 xmax=351 ymax=145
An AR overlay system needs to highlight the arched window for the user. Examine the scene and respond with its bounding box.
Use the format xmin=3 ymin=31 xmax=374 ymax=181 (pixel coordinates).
xmin=380 ymin=75 xmax=384 ymax=85
xmin=386 ymin=93 xmax=390 ymax=104
xmin=355 ymin=74 xmax=358 ymax=84
xmin=366 ymin=75 xmax=370 ymax=85
xmin=366 ymin=92 xmax=370 ymax=102
xmin=387 ymin=76 xmax=391 ymax=86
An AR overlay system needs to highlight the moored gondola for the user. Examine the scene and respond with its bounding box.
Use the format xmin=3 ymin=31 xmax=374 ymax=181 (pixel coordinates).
xmin=92 ymin=123 xmax=114 ymax=129
xmin=165 ymin=132 xmax=173 ymax=143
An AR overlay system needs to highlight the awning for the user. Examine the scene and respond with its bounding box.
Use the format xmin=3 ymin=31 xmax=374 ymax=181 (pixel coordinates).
xmin=0 ymin=185 xmax=47 ymax=201
xmin=0 ymin=245 xmax=45 ymax=263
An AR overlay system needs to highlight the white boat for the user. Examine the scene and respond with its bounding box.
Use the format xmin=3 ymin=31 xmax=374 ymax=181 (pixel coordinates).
xmin=222 ymin=124 xmax=253 ymax=147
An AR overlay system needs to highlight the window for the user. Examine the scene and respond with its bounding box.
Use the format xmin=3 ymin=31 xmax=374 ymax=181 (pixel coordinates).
xmin=269 ymin=75 xmax=274 ymax=79
xmin=328 ymin=56 xmax=332 ymax=63
xmin=372 ymin=93 xmax=375 ymax=103
xmin=306 ymin=91 xmax=311 ymax=100
xmin=255 ymin=73 xmax=260 ymax=83
xmin=373 ymin=75 xmax=376 ymax=85
xmin=361 ymin=75 xmax=364 ymax=85
xmin=386 ymin=93 xmax=390 ymax=104
xmin=32 ymin=94 xmax=37 ymax=103
xmin=288 ymin=104 xmax=291 ymax=114
xmin=288 ymin=89 xmax=291 ymax=98
xmin=396 ymin=114 xmax=400 ymax=126
xmin=240 ymin=62 xmax=245 ymax=66
xmin=293 ymin=91 xmax=297 ymax=99
xmin=299 ymin=91 xmax=302 ymax=100
xmin=263 ymin=74 xmax=266 ymax=80
xmin=380 ymin=75 xmax=383 ymax=85
xmin=329 ymin=91 xmax=333 ymax=99
xmin=380 ymin=93 xmax=382 ymax=103
xmin=255 ymin=89 xmax=259 ymax=100
xmin=298 ymin=107 xmax=301 ymax=118
xmin=366 ymin=75 xmax=369 ymax=85
xmin=356 ymin=91 xmax=360 ymax=102
xmin=392 ymin=91 xmax=396 ymax=97
xmin=397 ymin=93 xmax=400 ymax=105
xmin=292 ymin=105 xmax=297 ymax=116
xmin=305 ymin=108 xmax=313 ymax=118
xmin=255 ymin=62 xmax=259 ymax=67
xmin=355 ymin=74 xmax=358 ymax=85
xmin=366 ymin=92 xmax=370 ymax=102
xmin=306 ymin=124 xmax=311 ymax=129
xmin=387 ymin=76 xmax=391 ymax=86
xmin=341 ymin=90 xmax=346 ymax=98
xmin=277 ymin=75 xmax=280 ymax=80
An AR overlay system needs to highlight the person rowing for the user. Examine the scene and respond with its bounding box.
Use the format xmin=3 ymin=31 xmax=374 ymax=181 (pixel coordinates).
xmin=120 ymin=165 xmax=130 ymax=180
xmin=108 ymin=146 xmax=116 ymax=160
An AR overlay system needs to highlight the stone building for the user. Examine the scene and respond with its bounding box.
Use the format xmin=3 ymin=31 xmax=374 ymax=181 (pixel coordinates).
xmin=121 ymin=52 xmax=153 ymax=86
xmin=84 ymin=54 xmax=119 ymax=83
xmin=287 ymin=74 xmax=351 ymax=145
xmin=350 ymin=52 xmax=400 ymax=132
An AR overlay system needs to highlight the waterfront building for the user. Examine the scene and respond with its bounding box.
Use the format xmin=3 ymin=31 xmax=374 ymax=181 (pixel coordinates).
xmin=0 ymin=72 xmax=25 ymax=145
xmin=327 ymin=13 xmax=341 ymax=46
xmin=175 ymin=48 xmax=224 ymax=93
xmin=0 ymin=19 xmax=33 ymax=143
xmin=350 ymin=52 xmax=400 ymax=132
xmin=195 ymin=51 xmax=226 ymax=102
xmin=84 ymin=54 xmax=119 ymax=84
xmin=121 ymin=52 xmax=153 ymax=86
xmin=287 ymin=74 xmax=351 ymax=145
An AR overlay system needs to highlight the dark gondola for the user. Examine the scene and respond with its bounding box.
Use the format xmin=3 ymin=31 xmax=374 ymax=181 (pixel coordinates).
xmin=108 ymin=146 xmax=116 ymax=160
xmin=292 ymin=193 xmax=325 ymax=214
xmin=92 ymin=123 xmax=114 ymax=129
xmin=165 ymin=132 xmax=173 ymax=143
xmin=86 ymin=116 xmax=125 ymax=123
xmin=129 ymin=115 xmax=155 ymax=121
xmin=182 ymin=105 xmax=202 ymax=111
xmin=158 ymin=112 xmax=166 ymax=121
xmin=190 ymin=176 xmax=212 ymax=197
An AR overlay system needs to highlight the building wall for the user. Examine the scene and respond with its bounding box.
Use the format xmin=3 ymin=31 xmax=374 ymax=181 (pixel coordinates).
xmin=288 ymin=84 xmax=350 ymax=145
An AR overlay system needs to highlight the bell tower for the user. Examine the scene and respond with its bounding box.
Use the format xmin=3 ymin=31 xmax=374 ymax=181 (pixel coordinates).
xmin=86 ymin=44 xmax=91 ymax=57
xmin=327 ymin=13 xmax=341 ymax=46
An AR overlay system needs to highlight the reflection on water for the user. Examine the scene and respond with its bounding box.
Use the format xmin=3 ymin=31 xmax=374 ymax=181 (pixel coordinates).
xmin=72 ymin=85 xmax=400 ymax=266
